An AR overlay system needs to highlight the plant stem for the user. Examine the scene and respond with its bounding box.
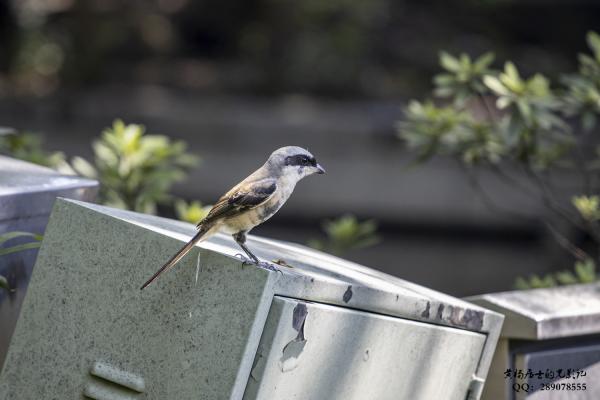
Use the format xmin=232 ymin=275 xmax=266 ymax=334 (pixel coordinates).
xmin=476 ymin=93 xmax=497 ymax=122
xmin=521 ymin=165 xmax=598 ymax=239
xmin=543 ymin=222 xmax=589 ymax=261
xmin=460 ymin=162 xmax=590 ymax=262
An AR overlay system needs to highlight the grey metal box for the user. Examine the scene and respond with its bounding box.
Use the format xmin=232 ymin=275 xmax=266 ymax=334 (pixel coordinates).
xmin=0 ymin=156 xmax=97 ymax=369
xmin=469 ymin=285 xmax=600 ymax=400
xmin=0 ymin=199 xmax=503 ymax=399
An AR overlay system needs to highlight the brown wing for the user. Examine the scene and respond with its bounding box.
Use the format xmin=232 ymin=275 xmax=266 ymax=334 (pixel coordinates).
xmin=197 ymin=179 xmax=277 ymax=228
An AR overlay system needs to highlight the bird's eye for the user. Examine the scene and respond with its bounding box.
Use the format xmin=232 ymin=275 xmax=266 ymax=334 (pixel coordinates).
xmin=301 ymin=157 xmax=308 ymax=165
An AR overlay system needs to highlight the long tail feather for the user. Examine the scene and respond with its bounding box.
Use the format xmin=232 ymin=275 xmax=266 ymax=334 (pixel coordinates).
xmin=140 ymin=228 xmax=210 ymax=290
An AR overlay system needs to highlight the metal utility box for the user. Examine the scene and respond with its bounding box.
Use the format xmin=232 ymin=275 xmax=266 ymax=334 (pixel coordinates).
xmin=0 ymin=156 xmax=97 ymax=369
xmin=0 ymin=199 xmax=503 ymax=399
xmin=469 ymin=284 xmax=600 ymax=400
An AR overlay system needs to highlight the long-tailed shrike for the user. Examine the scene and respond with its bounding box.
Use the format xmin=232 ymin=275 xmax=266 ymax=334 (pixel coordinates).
xmin=140 ymin=146 xmax=325 ymax=290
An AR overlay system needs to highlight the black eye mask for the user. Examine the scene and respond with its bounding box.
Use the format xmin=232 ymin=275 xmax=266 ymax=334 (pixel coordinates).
xmin=285 ymin=154 xmax=317 ymax=167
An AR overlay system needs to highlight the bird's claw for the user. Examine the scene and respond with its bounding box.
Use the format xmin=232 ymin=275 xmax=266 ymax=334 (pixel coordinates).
xmin=256 ymin=261 xmax=280 ymax=272
xmin=234 ymin=253 xmax=282 ymax=273
xmin=234 ymin=254 xmax=280 ymax=272
xmin=234 ymin=253 xmax=254 ymax=268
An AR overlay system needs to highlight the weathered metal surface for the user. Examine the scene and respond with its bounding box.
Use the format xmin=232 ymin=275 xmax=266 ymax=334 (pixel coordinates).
xmin=0 ymin=156 xmax=98 ymax=369
xmin=468 ymin=284 xmax=600 ymax=340
xmin=244 ymin=297 xmax=486 ymax=400
xmin=0 ymin=199 xmax=503 ymax=399
xmin=0 ymin=156 xmax=97 ymax=219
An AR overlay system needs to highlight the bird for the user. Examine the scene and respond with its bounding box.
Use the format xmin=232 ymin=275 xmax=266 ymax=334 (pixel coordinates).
xmin=140 ymin=146 xmax=325 ymax=290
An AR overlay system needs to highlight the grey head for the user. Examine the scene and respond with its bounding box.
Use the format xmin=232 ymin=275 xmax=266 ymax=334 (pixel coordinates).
xmin=266 ymin=146 xmax=325 ymax=179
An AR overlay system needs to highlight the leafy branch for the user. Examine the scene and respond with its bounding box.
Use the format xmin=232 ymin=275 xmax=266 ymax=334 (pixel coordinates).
xmin=0 ymin=127 xmax=67 ymax=168
xmin=399 ymin=31 xmax=600 ymax=289
xmin=64 ymin=119 xmax=200 ymax=215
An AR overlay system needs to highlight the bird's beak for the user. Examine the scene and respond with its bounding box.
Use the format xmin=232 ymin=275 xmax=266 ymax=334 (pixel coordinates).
xmin=316 ymin=164 xmax=326 ymax=174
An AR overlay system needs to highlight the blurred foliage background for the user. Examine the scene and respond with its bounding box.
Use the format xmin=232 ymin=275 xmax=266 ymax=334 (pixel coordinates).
xmin=2 ymin=0 xmax=600 ymax=295
xmin=1 ymin=0 xmax=598 ymax=99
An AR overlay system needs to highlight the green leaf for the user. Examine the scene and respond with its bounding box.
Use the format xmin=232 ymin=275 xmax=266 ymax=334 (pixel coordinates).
xmin=529 ymin=274 xmax=557 ymax=288
xmin=308 ymin=215 xmax=380 ymax=256
xmin=555 ymin=270 xmax=578 ymax=285
xmin=587 ymin=31 xmax=600 ymax=61
xmin=71 ymin=156 xmax=98 ymax=179
xmin=514 ymin=276 xmax=532 ymax=290
xmin=93 ymin=141 xmax=118 ymax=168
xmin=483 ymin=75 xmax=509 ymax=96
xmin=505 ymin=62 xmax=520 ymax=83
xmin=572 ymin=195 xmax=600 ymax=221
xmin=0 ymin=275 xmax=10 ymax=291
xmin=175 ymin=198 xmax=212 ymax=224
xmin=440 ymin=51 xmax=461 ymax=72
xmin=496 ymin=96 xmax=511 ymax=110
xmin=0 ymin=241 xmax=42 ymax=256
xmin=474 ymin=52 xmax=495 ymax=70
xmin=575 ymin=258 xmax=596 ymax=283
xmin=0 ymin=231 xmax=43 ymax=245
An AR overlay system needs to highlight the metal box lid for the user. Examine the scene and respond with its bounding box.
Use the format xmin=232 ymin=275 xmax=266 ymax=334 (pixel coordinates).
xmin=77 ymin=199 xmax=503 ymax=334
xmin=0 ymin=156 xmax=98 ymax=221
xmin=467 ymin=283 xmax=600 ymax=340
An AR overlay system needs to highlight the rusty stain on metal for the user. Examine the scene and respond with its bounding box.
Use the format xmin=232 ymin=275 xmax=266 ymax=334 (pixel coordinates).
xmin=292 ymin=303 xmax=308 ymax=340
xmin=279 ymin=303 xmax=309 ymax=372
xmin=435 ymin=304 xmax=444 ymax=320
xmin=421 ymin=301 xmax=431 ymax=318
xmin=461 ymin=309 xmax=484 ymax=331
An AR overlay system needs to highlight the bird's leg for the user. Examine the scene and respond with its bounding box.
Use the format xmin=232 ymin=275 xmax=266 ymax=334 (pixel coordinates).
xmin=233 ymin=231 xmax=278 ymax=272
xmin=233 ymin=231 xmax=259 ymax=264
